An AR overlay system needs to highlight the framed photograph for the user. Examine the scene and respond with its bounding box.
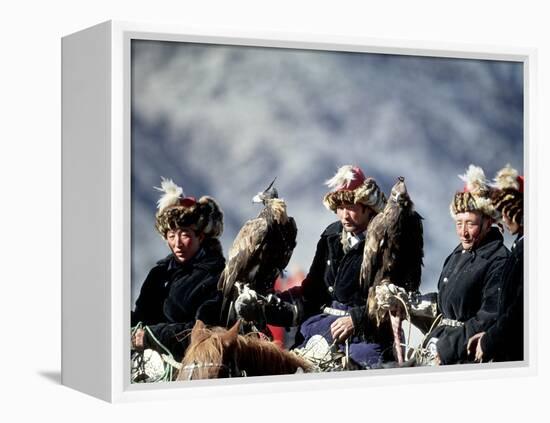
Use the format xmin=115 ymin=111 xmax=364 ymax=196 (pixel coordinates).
xmin=62 ymin=20 xmax=536 ymax=402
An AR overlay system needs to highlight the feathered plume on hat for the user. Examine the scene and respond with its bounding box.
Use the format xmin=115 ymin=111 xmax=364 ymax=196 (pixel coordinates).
xmin=493 ymin=164 xmax=524 ymax=193
xmin=155 ymin=177 xmax=186 ymax=214
xmin=323 ymin=165 xmax=387 ymax=213
xmin=450 ymin=164 xmax=499 ymax=220
xmin=491 ymin=164 xmax=524 ymax=226
xmin=153 ymin=177 xmax=223 ymax=239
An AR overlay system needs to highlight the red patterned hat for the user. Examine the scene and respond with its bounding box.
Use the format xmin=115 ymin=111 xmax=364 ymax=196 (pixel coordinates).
xmin=323 ymin=165 xmax=386 ymax=213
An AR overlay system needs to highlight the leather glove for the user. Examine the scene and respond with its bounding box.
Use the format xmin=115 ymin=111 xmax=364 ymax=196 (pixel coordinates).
xmin=234 ymin=286 xmax=262 ymax=322
xmin=263 ymin=293 xmax=302 ymax=327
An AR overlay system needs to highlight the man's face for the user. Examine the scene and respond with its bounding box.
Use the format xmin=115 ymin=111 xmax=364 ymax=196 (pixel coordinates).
xmin=166 ymin=227 xmax=203 ymax=263
xmin=454 ymin=211 xmax=492 ymax=250
xmin=336 ymin=203 xmax=372 ymax=234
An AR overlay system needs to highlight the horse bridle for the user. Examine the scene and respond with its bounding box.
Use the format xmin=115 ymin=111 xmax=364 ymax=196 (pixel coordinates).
xmin=181 ymin=356 xmax=246 ymax=380
xmin=181 ymin=362 xmax=229 ymax=380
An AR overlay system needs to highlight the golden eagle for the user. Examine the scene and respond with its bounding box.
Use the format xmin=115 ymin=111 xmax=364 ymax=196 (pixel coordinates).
xmin=360 ymin=176 xmax=424 ymax=363
xmin=218 ymin=179 xmax=298 ymax=319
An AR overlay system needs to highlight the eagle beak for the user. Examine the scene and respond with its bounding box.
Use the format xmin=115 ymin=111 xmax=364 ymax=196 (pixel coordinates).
xmin=265 ymin=177 xmax=277 ymax=192
xmin=252 ymin=193 xmax=263 ymax=203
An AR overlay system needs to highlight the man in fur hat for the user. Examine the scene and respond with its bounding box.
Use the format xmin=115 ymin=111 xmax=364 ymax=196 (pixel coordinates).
xmin=424 ymin=165 xmax=509 ymax=365
xmin=233 ymin=165 xmax=396 ymax=366
xmin=287 ymin=165 xmax=395 ymax=367
xmin=131 ymin=178 xmax=225 ymax=362
xmin=467 ymin=165 xmax=524 ymax=362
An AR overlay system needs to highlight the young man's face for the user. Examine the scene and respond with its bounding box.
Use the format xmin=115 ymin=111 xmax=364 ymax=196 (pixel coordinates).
xmin=165 ymin=227 xmax=203 ymax=263
xmin=454 ymin=211 xmax=492 ymax=250
xmin=337 ymin=203 xmax=372 ymax=235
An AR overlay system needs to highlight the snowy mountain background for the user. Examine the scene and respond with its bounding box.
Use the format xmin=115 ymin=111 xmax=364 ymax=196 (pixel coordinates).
xmin=131 ymin=40 xmax=523 ymax=305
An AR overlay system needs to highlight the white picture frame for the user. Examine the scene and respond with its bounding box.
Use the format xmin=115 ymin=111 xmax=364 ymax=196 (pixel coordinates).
xmin=62 ymin=20 xmax=537 ymax=403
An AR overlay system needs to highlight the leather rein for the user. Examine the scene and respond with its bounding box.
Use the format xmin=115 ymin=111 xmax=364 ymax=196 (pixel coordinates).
xmin=181 ymin=355 xmax=246 ymax=380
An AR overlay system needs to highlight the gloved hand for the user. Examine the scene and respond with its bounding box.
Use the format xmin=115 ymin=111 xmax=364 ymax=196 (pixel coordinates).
xmin=264 ymin=293 xmax=302 ymax=327
xmin=234 ymin=286 xmax=262 ymax=322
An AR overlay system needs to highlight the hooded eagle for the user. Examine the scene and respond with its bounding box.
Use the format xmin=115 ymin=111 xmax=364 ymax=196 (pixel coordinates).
xmin=360 ymin=177 xmax=424 ymax=363
xmin=218 ymin=179 xmax=298 ymax=304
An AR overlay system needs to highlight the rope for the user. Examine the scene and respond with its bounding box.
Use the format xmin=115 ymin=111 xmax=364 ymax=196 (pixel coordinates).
xmin=131 ymin=322 xmax=179 ymax=382
xmin=162 ymin=354 xmax=182 ymax=370
xmin=423 ymin=313 xmax=443 ymax=345
xmin=292 ymin=325 xmax=353 ymax=372
xmin=392 ymin=294 xmax=412 ymax=360
xmin=131 ymin=321 xmax=143 ymax=336
xmin=405 ymin=313 xmax=443 ymax=363
xmin=143 ymin=324 xmax=178 ymax=381
xmin=344 ymin=339 xmax=350 ymax=370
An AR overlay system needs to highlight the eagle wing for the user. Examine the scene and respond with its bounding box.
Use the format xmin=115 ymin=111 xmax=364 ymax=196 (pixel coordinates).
xmin=240 ymin=214 xmax=297 ymax=295
xmin=218 ymin=217 xmax=269 ymax=299
xmin=398 ymin=210 xmax=424 ymax=292
xmin=360 ymin=211 xmax=387 ymax=294
xmin=279 ymin=216 xmax=298 ymax=270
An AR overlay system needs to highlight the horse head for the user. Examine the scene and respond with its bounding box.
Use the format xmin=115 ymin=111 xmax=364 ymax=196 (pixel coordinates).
xmin=177 ymin=320 xmax=240 ymax=380
xmin=177 ymin=319 xmax=313 ymax=380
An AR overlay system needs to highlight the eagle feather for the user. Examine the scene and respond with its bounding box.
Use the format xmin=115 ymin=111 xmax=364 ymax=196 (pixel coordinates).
xmin=459 ymin=165 xmax=490 ymax=196
xmin=325 ymin=165 xmax=357 ymax=189
xmin=154 ymin=177 xmax=184 ymax=213
xmin=493 ymin=163 xmax=520 ymax=191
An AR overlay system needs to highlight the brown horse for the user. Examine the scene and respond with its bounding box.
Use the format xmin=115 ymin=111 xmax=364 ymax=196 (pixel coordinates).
xmin=177 ymin=320 xmax=313 ymax=380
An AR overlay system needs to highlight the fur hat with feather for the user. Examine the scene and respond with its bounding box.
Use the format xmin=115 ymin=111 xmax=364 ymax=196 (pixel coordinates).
xmin=491 ymin=164 xmax=524 ymax=226
xmin=323 ymin=165 xmax=386 ymax=213
xmin=154 ymin=177 xmax=224 ymax=239
xmin=450 ymin=164 xmax=500 ymax=220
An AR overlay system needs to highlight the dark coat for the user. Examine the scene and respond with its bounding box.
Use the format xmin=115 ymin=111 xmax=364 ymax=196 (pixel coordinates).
xmin=131 ymin=238 xmax=225 ymax=360
xmin=286 ymin=221 xmax=394 ymax=357
xmin=296 ymin=221 xmax=372 ymax=337
xmin=481 ymin=235 xmax=524 ymax=362
xmin=427 ymin=227 xmax=509 ymax=364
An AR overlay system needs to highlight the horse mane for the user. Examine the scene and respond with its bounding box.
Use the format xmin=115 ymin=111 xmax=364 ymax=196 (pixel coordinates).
xmin=177 ymin=321 xmax=312 ymax=380
xmin=234 ymin=333 xmax=313 ymax=376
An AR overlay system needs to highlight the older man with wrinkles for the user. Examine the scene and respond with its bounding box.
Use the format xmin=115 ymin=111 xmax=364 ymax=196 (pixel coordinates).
xmin=423 ymin=165 xmax=509 ymax=365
